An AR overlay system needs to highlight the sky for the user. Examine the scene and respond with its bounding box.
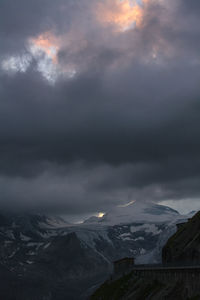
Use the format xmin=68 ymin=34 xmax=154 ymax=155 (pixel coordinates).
xmin=1 ymin=0 xmax=200 ymax=218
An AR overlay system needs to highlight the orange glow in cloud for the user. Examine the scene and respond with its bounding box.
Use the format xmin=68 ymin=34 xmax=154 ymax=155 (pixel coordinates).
xmin=30 ymin=32 xmax=59 ymax=63
xmin=97 ymin=0 xmax=149 ymax=31
xmin=29 ymin=32 xmax=77 ymax=82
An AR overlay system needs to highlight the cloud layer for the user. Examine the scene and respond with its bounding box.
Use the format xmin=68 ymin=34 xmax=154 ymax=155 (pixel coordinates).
xmin=1 ymin=0 xmax=200 ymax=215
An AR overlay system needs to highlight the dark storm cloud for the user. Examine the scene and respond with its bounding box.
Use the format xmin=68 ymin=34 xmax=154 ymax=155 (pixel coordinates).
xmin=182 ymin=0 xmax=200 ymax=12
xmin=0 ymin=0 xmax=200 ymax=214
xmin=0 ymin=1 xmax=76 ymax=37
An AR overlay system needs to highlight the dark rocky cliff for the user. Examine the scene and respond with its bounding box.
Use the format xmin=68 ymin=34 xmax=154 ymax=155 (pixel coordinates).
xmin=162 ymin=211 xmax=200 ymax=265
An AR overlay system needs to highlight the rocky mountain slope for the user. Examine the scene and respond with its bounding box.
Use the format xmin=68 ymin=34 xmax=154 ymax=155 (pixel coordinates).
xmin=162 ymin=211 xmax=200 ymax=265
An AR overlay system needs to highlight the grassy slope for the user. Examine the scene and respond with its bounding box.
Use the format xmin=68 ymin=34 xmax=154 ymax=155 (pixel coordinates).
xmin=91 ymin=271 xmax=200 ymax=300
xmin=91 ymin=272 xmax=165 ymax=300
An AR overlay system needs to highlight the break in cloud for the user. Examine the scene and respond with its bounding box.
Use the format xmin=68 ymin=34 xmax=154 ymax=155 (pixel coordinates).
xmin=0 ymin=0 xmax=200 ymax=216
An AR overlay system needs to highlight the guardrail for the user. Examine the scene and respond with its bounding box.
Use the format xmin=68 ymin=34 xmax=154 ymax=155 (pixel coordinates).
xmin=131 ymin=264 xmax=200 ymax=286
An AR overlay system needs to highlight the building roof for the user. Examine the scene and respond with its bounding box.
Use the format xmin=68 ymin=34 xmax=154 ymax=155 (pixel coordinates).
xmin=114 ymin=257 xmax=134 ymax=264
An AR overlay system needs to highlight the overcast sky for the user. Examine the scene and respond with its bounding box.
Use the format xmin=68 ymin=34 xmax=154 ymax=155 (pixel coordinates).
xmin=1 ymin=0 xmax=200 ymax=217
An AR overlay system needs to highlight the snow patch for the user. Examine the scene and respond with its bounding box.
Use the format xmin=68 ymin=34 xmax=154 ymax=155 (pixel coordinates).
xmin=133 ymin=237 xmax=144 ymax=241
xmin=20 ymin=233 xmax=31 ymax=241
xmin=43 ymin=242 xmax=51 ymax=250
xmin=130 ymin=224 xmax=162 ymax=236
xmin=118 ymin=232 xmax=133 ymax=241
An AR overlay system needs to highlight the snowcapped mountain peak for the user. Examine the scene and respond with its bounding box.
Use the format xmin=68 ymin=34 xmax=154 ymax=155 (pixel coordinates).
xmin=85 ymin=201 xmax=180 ymax=226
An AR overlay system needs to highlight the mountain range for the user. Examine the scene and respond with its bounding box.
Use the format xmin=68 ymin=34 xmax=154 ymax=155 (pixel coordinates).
xmin=0 ymin=201 xmax=195 ymax=299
